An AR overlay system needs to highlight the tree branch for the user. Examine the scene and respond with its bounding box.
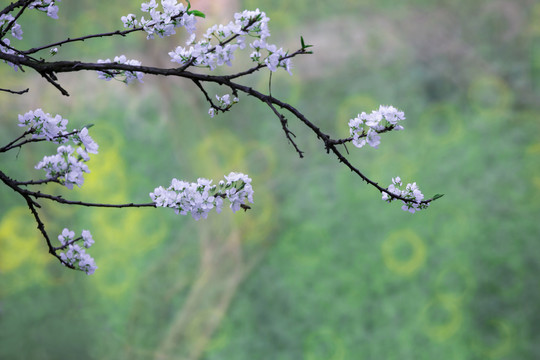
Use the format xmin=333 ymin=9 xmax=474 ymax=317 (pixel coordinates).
xmin=24 ymin=196 xmax=75 ymax=268
xmin=0 ymin=0 xmax=30 ymax=17
xmin=0 ymin=51 xmax=434 ymax=205
xmin=0 ymin=170 xmax=157 ymax=209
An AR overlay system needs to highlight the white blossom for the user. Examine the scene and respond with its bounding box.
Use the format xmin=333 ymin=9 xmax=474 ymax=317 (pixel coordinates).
xmin=57 ymin=228 xmax=97 ymax=275
xmin=167 ymin=8 xmax=292 ymax=74
xmin=348 ymin=106 xmax=406 ymax=149
xmin=29 ymin=0 xmax=61 ymax=19
xmin=74 ymin=127 xmax=99 ymax=154
xmin=121 ymin=14 xmax=138 ymax=28
xmin=208 ymin=94 xmax=240 ymax=117
xmin=81 ymin=230 xmax=94 ymax=248
xmin=366 ymin=129 xmax=381 ymax=148
xmin=382 ymin=176 xmax=428 ymax=213
xmin=97 ymin=55 xmax=144 ymax=84
xmin=58 ymin=228 xmax=75 ymax=246
xmin=18 ymin=109 xmax=69 ymax=142
xmin=0 ymin=14 xmax=23 ymax=40
xmin=150 ymin=172 xmax=254 ymax=220
xmin=35 ymin=144 xmax=92 ymax=189
xmin=125 ymin=0 xmax=195 ymax=39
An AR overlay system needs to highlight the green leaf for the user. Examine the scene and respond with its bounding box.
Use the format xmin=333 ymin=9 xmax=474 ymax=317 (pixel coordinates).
xmin=188 ymin=10 xmax=206 ymax=18
xmin=300 ymin=36 xmax=314 ymax=49
xmin=432 ymin=193 xmax=445 ymax=200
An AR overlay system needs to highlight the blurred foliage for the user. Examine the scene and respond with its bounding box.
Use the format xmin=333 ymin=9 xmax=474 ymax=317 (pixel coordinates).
xmin=1 ymin=0 xmax=539 ymax=359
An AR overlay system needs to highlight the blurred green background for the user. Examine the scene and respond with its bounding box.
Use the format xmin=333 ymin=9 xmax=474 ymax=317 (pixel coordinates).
xmin=1 ymin=0 xmax=539 ymax=359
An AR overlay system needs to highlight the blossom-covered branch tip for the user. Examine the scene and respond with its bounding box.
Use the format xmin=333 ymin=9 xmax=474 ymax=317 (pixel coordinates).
xmin=150 ymin=172 xmax=254 ymax=220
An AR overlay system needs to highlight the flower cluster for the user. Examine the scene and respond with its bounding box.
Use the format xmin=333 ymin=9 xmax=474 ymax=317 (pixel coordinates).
xmin=250 ymin=39 xmax=292 ymax=74
xmin=150 ymin=172 xmax=254 ymax=220
xmin=35 ymin=145 xmax=90 ymax=189
xmin=97 ymin=55 xmax=144 ymax=84
xmin=208 ymin=94 xmax=239 ymax=117
xmin=168 ymin=9 xmax=291 ymax=74
xmin=0 ymin=14 xmax=23 ymax=40
xmin=18 ymin=108 xmax=69 ymax=142
xmin=29 ymin=0 xmax=60 ymax=20
xmin=382 ymin=176 xmax=428 ymax=213
xmin=57 ymin=228 xmax=97 ymax=275
xmin=121 ymin=0 xmax=196 ymax=39
xmin=18 ymin=108 xmax=99 ymax=155
xmin=348 ymin=105 xmax=405 ymax=149
xmin=18 ymin=109 xmax=99 ymax=188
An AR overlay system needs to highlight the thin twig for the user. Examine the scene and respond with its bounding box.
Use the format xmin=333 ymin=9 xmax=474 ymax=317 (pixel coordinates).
xmin=225 ymin=48 xmax=309 ymax=80
xmin=0 ymin=86 xmax=29 ymax=95
xmin=22 ymin=28 xmax=141 ymax=55
xmin=264 ymin=99 xmax=304 ymax=158
xmin=39 ymin=70 xmax=69 ymax=96
xmin=192 ymin=79 xmax=217 ymax=108
xmin=0 ymin=130 xmax=31 ymax=152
